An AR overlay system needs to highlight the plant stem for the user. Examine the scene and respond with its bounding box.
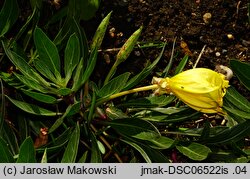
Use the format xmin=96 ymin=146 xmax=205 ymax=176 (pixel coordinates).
xmin=96 ymin=84 xmax=159 ymax=106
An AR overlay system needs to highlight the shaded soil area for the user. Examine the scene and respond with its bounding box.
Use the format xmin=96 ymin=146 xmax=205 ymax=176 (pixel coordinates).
xmin=84 ymin=0 xmax=250 ymax=99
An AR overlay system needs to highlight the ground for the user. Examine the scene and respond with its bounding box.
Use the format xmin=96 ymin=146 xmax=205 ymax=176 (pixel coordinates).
xmin=83 ymin=0 xmax=250 ymax=99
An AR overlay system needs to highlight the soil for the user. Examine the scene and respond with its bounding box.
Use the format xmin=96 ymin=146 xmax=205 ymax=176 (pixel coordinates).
xmin=83 ymin=0 xmax=250 ymax=99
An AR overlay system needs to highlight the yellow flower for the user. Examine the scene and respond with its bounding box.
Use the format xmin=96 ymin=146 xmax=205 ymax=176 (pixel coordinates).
xmin=152 ymin=68 xmax=229 ymax=114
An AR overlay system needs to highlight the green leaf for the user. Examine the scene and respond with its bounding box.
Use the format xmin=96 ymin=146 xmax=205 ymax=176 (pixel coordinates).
xmin=0 ymin=0 xmax=19 ymax=37
xmin=71 ymin=18 xmax=89 ymax=60
xmin=78 ymin=151 xmax=88 ymax=163
xmin=1 ymin=122 xmax=19 ymax=155
xmin=119 ymin=95 xmax=175 ymax=108
xmin=6 ymin=95 xmax=61 ymax=116
xmin=98 ymin=72 xmax=130 ymax=98
xmin=34 ymin=27 xmax=61 ymax=81
xmin=140 ymin=144 xmax=170 ymax=163
xmin=176 ymin=142 xmax=211 ymax=161
xmin=49 ymin=101 xmax=81 ymax=133
xmin=81 ymin=47 xmax=98 ymax=84
xmin=90 ymin=131 xmax=102 ymax=163
xmin=64 ymin=33 xmax=80 ymax=84
xmin=223 ymin=106 xmax=250 ymax=119
xmin=0 ymin=138 xmax=14 ymax=163
xmin=2 ymin=41 xmax=51 ymax=88
xmin=37 ymin=128 xmax=71 ymax=153
xmin=79 ymin=0 xmax=100 ymax=20
xmin=41 ymin=148 xmax=47 ymax=163
xmin=61 ymin=122 xmax=80 ymax=163
xmin=105 ymin=106 xmax=129 ymax=120
xmin=71 ymin=57 xmax=84 ymax=91
xmin=104 ymin=118 xmax=160 ymax=141
xmin=53 ymin=16 xmax=73 ymax=46
xmin=141 ymin=107 xmax=201 ymax=123
xmin=174 ymin=55 xmax=189 ymax=75
xmin=146 ymin=136 xmax=175 ymax=150
xmin=224 ymin=86 xmax=250 ymax=113
xmin=14 ymin=73 xmax=49 ymax=93
xmin=97 ymin=140 xmax=105 ymax=154
xmin=33 ymin=59 xmax=57 ymax=83
xmin=203 ymin=120 xmax=250 ymax=144
xmin=72 ymin=48 xmax=98 ymax=92
xmin=230 ymin=59 xmax=250 ymax=91
xmin=90 ymin=12 xmax=112 ymax=51
xmin=16 ymin=137 xmax=36 ymax=163
xmin=56 ymin=88 xmax=72 ymax=96
xmin=124 ymin=42 xmax=166 ymax=90
xmin=0 ymin=79 xmax=4 ymax=133
xmin=22 ymin=90 xmax=57 ymax=104
xmin=121 ymin=138 xmax=151 ymax=163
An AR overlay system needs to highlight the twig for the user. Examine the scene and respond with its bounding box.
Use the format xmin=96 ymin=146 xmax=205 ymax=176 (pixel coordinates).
xmin=193 ymin=45 xmax=206 ymax=68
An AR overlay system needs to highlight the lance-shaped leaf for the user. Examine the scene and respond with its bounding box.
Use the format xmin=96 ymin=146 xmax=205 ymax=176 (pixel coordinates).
xmin=230 ymin=59 xmax=250 ymax=91
xmin=176 ymin=142 xmax=211 ymax=161
xmin=90 ymin=12 xmax=112 ymax=51
xmin=22 ymin=90 xmax=58 ymax=104
xmin=61 ymin=122 xmax=80 ymax=163
xmin=16 ymin=137 xmax=36 ymax=163
xmin=34 ymin=27 xmax=62 ymax=82
xmin=0 ymin=138 xmax=14 ymax=162
xmin=98 ymin=72 xmax=130 ymax=98
xmin=2 ymin=40 xmax=51 ymax=88
xmin=6 ymin=96 xmax=61 ymax=116
xmin=0 ymin=0 xmax=20 ymax=37
xmin=64 ymin=33 xmax=80 ymax=84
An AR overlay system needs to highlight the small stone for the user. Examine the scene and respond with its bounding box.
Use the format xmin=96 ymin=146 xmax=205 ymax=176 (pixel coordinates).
xmin=215 ymin=52 xmax=221 ymax=57
xmin=203 ymin=13 xmax=212 ymax=24
xmin=227 ymin=34 xmax=234 ymax=40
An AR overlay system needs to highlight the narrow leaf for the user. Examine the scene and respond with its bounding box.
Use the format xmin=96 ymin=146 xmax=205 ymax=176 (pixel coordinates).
xmin=146 ymin=136 xmax=175 ymax=150
xmin=0 ymin=138 xmax=14 ymax=163
xmin=34 ymin=27 xmax=61 ymax=80
xmin=174 ymin=55 xmax=189 ymax=75
xmin=61 ymin=122 xmax=80 ymax=163
xmin=6 ymin=96 xmax=61 ymax=116
xmin=223 ymin=106 xmax=250 ymax=119
xmin=79 ymin=0 xmax=100 ymax=20
xmin=124 ymin=42 xmax=166 ymax=90
xmin=0 ymin=0 xmax=19 ymax=36
xmin=176 ymin=142 xmax=211 ymax=161
xmin=203 ymin=120 xmax=250 ymax=144
xmin=33 ymin=59 xmax=57 ymax=83
xmin=121 ymin=138 xmax=151 ymax=163
xmin=41 ymin=148 xmax=47 ymax=163
xmin=104 ymin=118 xmax=160 ymax=141
xmin=98 ymin=72 xmax=130 ymax=98
xmin=16 ymin=137 xmax=36 ymax=163
xmin=2 ymin=41 xmax=51 ymax=87
xmin=224 ymin=86 xmax=250 ymax=113
xmin=22 ymin=90 xmax=57 ymax=104
xmin=90 ymin=12 xmax=112 ymax=51
xmin=49 ymin=101 xmax=81 ymax=133
xmin=90 ymin=131 xmax=102 ymax=163
xmin=230 ymin=59 xmax=250 ymax=91
xmin=0 ymin=79 xmax=4 ymax=132
xmin=64 ymin=33 xmax=80 ymax=83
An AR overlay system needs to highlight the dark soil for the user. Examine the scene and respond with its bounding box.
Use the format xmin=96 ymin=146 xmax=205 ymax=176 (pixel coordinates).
xmin=83 ymin=0 xmax=250 ymax=99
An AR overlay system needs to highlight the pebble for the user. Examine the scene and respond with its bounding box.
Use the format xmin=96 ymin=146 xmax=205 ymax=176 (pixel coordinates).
xmin=215 ymin=52 xmax=221 ymax=57
xmin=203 ymin=13 xmax=212 ymax=24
